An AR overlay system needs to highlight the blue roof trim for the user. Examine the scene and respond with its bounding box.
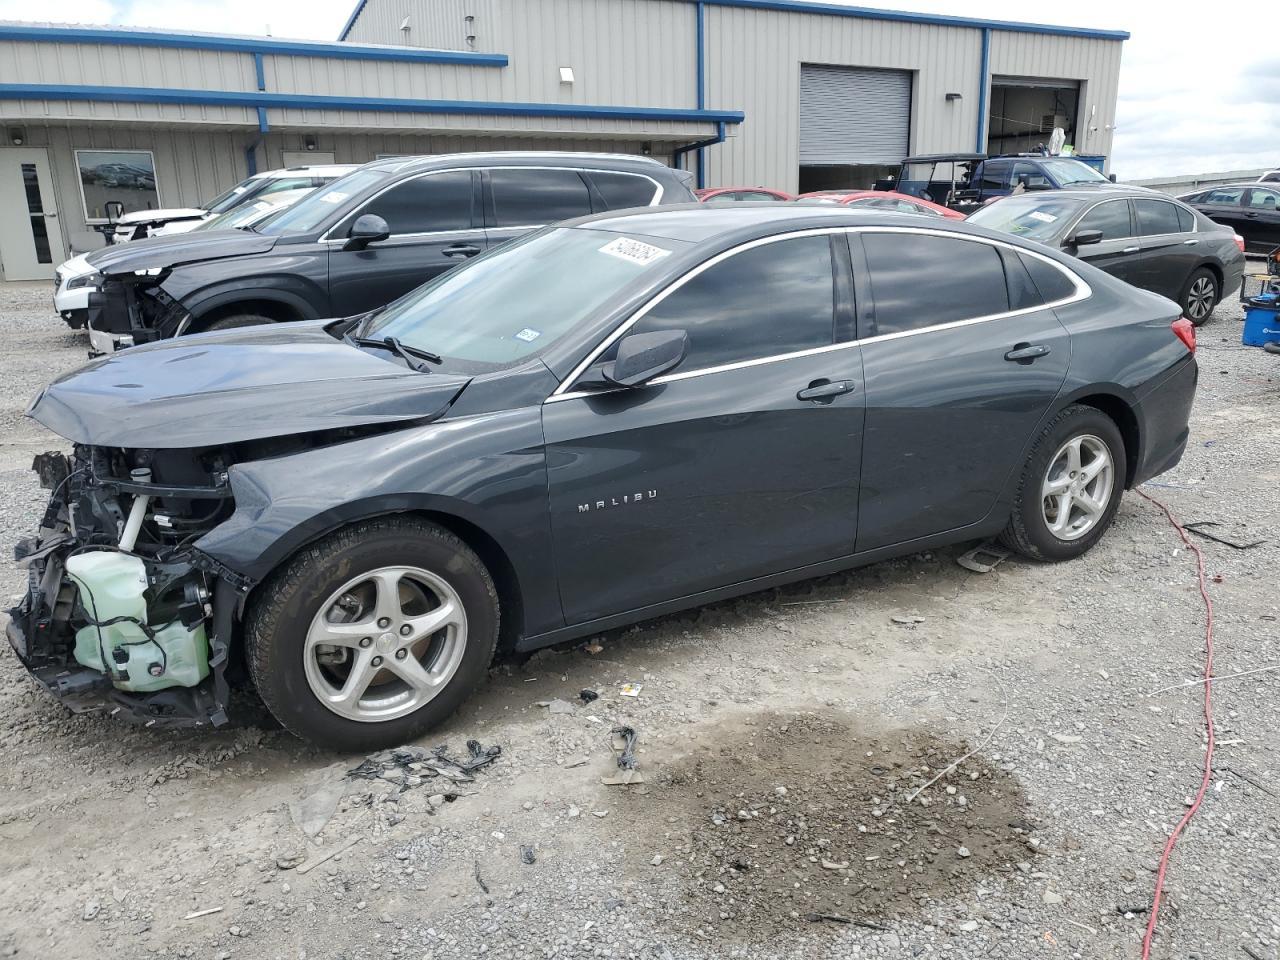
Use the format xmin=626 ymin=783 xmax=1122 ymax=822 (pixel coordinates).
xmin=0 ymin=83 xmax=745 ymax=124
xmin=339 ymin=0 xmax=370 ymax=40
xmin=0 ymin=25 xmax=509 ymax=65
xmin=703 ymin=0 xmax=1128 ymax=40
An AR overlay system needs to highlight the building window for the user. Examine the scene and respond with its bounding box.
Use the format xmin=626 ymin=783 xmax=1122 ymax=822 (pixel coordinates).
xmin=74 ymin=150 xmax=160 ymax=223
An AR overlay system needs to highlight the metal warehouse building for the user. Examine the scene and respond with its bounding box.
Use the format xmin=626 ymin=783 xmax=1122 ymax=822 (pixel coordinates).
xmin=0 ymin=0 xmax=1127 ymax=281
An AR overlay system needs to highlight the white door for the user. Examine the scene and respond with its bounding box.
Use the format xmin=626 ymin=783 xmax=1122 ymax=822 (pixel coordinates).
xmin=0 ymin=148 xmax=65 ymax=281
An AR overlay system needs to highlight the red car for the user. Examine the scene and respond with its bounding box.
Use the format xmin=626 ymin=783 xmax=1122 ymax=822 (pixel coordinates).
xmin=797 ymin=189 xmax=966 ymax=220
xmin=695 ymin=186 xmax=794 ymax=203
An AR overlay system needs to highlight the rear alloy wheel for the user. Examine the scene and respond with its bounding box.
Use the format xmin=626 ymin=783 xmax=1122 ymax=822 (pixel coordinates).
xmin=246 ymin=518 xmax=499 ymax=750
xmin=1179 ymin=269 xmax=1219 ymax=327
xmin=1000 ymin=404 xmax=1125 ymax=561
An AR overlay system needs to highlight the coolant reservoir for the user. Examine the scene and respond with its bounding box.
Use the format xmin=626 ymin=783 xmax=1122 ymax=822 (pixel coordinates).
xmin=67 ymin=552 xmax=210 ymax=693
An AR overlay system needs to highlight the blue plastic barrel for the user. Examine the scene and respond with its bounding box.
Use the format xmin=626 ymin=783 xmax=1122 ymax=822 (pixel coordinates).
xmin=1243 ymin=293 xmax=1280 ymax=347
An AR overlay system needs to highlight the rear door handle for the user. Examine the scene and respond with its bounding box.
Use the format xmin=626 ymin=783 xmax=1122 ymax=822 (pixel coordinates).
xmin=797 ymin=379 xmax=856 ymax=402
xmin=1004 ymin=343 xmax=1051 ymax=362
xmin=1183 ymin=238 xmax=1198 ymax=245
xmin=443 ymin=243 xmax=482 ymax=258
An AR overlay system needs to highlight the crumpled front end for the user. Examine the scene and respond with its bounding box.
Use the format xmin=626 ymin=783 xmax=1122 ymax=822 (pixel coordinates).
xmin=86 ymin=272 xmax=190 ymax=356
xmin=7 ymin=446 xmax=241 ymax=727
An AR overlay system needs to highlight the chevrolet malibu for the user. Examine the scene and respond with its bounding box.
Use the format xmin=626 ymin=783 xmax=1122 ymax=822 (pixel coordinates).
xmin=9 ymin=205 xmax=1198 ymax=749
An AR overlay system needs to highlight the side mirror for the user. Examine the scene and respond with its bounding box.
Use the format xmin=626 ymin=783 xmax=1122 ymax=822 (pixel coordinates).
xmin=602 ymin=330 xmax=688 ymax=388
xmin=1067 ymin=229 xmax=1104 ymax=247
xmin=1108 ymin=173 xmax=1118 ymax=183
xmin=344 ymin=213 xmax=391 ymax=251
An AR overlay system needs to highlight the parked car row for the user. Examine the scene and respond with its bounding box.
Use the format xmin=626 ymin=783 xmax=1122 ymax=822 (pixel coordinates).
xmin=15 ymin=191 xmax=1199 ymax=749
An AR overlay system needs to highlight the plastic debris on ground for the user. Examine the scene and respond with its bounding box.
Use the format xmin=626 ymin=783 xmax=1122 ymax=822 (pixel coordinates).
xmin=955 ymin=542 xmax=1011 ymax=573
xmin=601 ymin=725 xmax=645 ymax=786
xmin=619 ymin=682 xmax=642 ymax=698
xmin=346 ymin=740 xmax=502 ymax=793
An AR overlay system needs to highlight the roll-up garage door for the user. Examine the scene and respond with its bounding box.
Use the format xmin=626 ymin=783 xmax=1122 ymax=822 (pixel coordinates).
xmin=799 ymin=64 xmax=912 ymax=165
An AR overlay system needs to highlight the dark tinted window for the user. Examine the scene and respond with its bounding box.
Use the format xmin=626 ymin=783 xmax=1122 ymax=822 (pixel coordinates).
xmin=980 ymin=161 xmax=1011 ymax=190
xmin=864 ymin=234 xmax=1009 ymax=334
xmin=1075 ymin=200 xmax=1132 ymax=240
xmin=491 ymin=168 xmax=592 ymax=226
xmin=1247 ymin=188 xmax=1280 ymax=210
xmin=1000 ymin=248 xmax=1044 ymax=311
xmin=1019 ymin=252 xmax=1078 ymax=304
xmin=627 ymin=235 xmax=835 ymax=371
xmin=588 ymin=171 xmax=658 ymax=209
xmin=1135 ymin=199 xmax=1183 ymax=236
xmin=345 ymin=171 xmax=474 ymax=235
xmin=1175 ymin=205 xmax=1194 ymax=232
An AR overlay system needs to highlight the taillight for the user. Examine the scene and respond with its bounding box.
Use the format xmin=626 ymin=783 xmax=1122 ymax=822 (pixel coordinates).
xmin=1233 ymin=233 xmax=1245 ymax=253
xmin=1171 ymin=317 xmax=1196 ymax=354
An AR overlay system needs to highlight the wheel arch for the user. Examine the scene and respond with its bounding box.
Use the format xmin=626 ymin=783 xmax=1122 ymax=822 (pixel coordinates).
xmin=1058 ymin=387 xmax=1141 ymax=488
xmin=243 ymin=495 xmax=528 ymax=656
xmin=185 ymin=285 xmax=322 ymax=330
xmin=1195 ymin=259 xmax=1224 ymax=298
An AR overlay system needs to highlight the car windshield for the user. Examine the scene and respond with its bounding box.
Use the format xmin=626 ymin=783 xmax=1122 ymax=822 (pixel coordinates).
xmin=202 ymin=176 xmax=260 ymax=214
xmin=257 ymin=169 xmax=390 ymax=236
xmin=1038 ymin=159 xmax=1109 ymax=185
xmin=361 ymin=227 xmax=685 ymax=370
xmin=967 ymin=195 xmax=1088 ymax=241
xmin=189 ymin=190 xmax=313 ymax=232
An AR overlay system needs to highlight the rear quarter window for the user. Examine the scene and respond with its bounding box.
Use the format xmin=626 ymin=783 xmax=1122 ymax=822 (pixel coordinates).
xmin=588 ymin=172 xmax=659 ymax=210
xmin=1019 ymin=252 xmax=1079 ymax=304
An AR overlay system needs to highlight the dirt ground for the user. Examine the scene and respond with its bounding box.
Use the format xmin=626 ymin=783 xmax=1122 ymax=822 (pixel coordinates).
xmin=1 ymin=278 xmax=1278 ymax=960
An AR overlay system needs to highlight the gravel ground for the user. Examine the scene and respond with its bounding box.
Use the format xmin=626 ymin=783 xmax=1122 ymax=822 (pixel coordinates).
xmin=0 ymin=276 xmax=1278 ymax=960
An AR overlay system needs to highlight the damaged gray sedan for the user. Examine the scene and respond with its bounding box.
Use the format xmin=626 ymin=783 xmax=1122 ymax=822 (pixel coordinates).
xmin=8 ymin=205 xmax=1198 ymax=749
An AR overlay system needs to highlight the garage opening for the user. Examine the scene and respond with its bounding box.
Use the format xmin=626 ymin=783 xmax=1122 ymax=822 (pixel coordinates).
xmin=987 ymin=77 xmax=1080 ymax=156
xmin=798 ymin=64 xmax=911 ymax=193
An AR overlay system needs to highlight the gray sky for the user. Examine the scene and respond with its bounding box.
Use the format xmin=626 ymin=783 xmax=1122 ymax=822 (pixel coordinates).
xmin=2 ymin=0 xmax=1273 ymax=180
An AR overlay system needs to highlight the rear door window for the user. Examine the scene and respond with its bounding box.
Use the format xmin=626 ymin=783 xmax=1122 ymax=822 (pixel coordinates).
xmin=623 ymin=234 xmax=835 ymax=372
xmin=1074 ymin=200 xmax=1132 ymax=240
xmin=1134 ymin=199 xmax=1184 ymax=236
xmin=341 ymin=171 xmax=475 ymax=235
xmin=490 ymin=168 xmax=593 ymax=226
xmin=587 ymin=171 xmax=659 ymax=210
xmin=863 ymin=234 xmax=1009 ymax=335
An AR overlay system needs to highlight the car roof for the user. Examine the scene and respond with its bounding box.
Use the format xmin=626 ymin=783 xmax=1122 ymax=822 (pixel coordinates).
xmin=364 ymin=152 xmax=673 ymax=175
xmin=257 ymin=165 xmax=359 ymax=179
xmin=997 ymin=188 xmax=1172 ymax=202
xmin=903 ymin=153 xmax=987 ymax=163
xmin=1187 ymin=182 xmax=1277 ymax=191
xmin=570 ymin=202 xmax=1034 ymax=246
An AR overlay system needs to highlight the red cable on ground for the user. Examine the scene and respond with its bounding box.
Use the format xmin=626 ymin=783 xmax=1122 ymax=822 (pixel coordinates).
xmin=1135 ymin=488 xmax=1216 ymax=960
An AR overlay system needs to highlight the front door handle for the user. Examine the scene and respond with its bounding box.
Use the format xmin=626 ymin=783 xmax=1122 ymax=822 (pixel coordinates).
xmin=442 ymin=243 xmax=482 ymax=258
xmin=1122 ymin=245 xmax=1140 ymax=254
xmin=1183 ymin=238 xmax=1198 ymax=245
xmin=1005 ymin=343 xmax=1051 ymax=362
xmin=797 ymin=379 xmax=856 ymax=402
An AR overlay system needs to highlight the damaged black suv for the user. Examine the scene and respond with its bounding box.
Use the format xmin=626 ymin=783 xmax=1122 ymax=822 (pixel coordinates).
xmin=9 ymin=205 xmax=1198 ymax=749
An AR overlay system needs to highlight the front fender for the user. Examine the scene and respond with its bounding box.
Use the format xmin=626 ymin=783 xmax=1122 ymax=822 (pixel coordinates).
xmin=194 ymin=407 xmax=563 ymax=637
xmin=162 ymin=256 xmax=330 ymax=322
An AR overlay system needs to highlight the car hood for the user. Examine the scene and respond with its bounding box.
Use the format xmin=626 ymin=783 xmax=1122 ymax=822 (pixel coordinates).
xmin=114 ymin=207 xmax=208 ymax=226
xmin=85 ymin=230 xmax=278 ymax=276
xmin=27 ymin=322 xmax=472 ymax=449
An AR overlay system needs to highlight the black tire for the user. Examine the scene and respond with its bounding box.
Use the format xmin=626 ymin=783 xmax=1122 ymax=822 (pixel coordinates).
xmin=1178 ymin=268 xmax=1219 ymax=327
xmin=245 ymin=517 xmax=499 ymax=751
xmin=999 ymin=404 xmax=1126 ymax=562
xmin=203 ymin=313 xmax=272 ymax=332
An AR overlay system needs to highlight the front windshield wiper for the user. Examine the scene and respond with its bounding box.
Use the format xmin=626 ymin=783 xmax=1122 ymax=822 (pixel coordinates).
xmin=351 ymin=335 xmax=442 ymax=372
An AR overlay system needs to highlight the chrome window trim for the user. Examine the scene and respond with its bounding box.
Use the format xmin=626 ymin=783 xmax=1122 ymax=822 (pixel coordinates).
xmin=547 ymin=225 xmax=1091 ymax=403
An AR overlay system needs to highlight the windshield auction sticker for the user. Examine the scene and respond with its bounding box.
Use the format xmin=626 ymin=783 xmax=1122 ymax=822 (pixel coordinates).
xmin=1028 ymin=210 xmax=1058 ymax=223
xmin=599 ymin=237 xmax=671 ymax=266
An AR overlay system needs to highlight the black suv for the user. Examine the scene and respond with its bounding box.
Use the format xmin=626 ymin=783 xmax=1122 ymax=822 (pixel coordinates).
xmin=82 ymin=153 xmax=694 ymax=353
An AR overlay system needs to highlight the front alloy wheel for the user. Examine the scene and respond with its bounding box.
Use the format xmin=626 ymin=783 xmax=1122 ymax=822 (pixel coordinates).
xmin=246 ymin=517 xmax=499 ymax=750
xmin=304 ymin=566 xmax=468 ymax=723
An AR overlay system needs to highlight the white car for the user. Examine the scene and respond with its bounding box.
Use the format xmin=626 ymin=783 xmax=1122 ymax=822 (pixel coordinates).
xmin=105 ymin=164 xmax=358 ymax=243
xmin=53 ymin=166 xmax=356 ymax=327
xmin=60 ymin=186 xmax=316 ymax=336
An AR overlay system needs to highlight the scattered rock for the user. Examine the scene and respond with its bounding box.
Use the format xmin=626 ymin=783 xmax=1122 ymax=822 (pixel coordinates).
xmin=81 ymin=900 xmax=100 ymax=922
